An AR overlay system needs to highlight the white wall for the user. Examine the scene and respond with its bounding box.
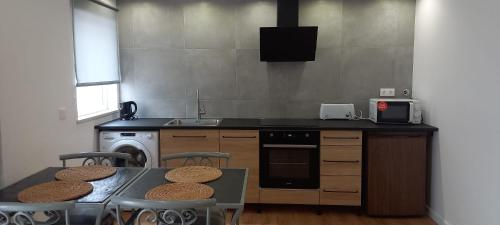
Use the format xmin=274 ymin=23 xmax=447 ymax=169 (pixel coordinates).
xmin=0 ymin=1 xmax=116 ymax=187
xmin=413 ymin=0 xmax=500 ymax=225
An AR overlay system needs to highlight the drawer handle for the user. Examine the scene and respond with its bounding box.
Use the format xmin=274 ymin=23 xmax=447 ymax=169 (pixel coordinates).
xmin=172 ymin=135 xmax=207 ymax=138
xmin=323 ymin=136 xmax=360 ymax=140
xmin=323 ymin=160 xmax=360 ymax=163
xmin=222 ymin=136 xmax=257 ymax=139
xmin=323 ymin=189 xmax=359 ymax=194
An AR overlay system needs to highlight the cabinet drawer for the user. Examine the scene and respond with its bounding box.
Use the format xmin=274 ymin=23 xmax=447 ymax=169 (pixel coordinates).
xmin=260 ymin=189 xmax=319 ymax=205
xmin=321 ymin=131 xmax=362 ymax=146
xmin=321 ymin=146 xmax=361 ymax=162
xmin=321 ymin=161 xmax=361 ymax=176
xmin=220 ymin=130 xmax=259 ymax=203
xmin=220 ymin=130 xmax=259 ymax=141
xmin=160 ymin=130 xmax=220 ymax=167
xmin=320 ymin=176 xmax=361 ymax=206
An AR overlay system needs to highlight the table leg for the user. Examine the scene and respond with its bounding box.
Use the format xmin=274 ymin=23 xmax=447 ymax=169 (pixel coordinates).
xmin=230 ymin=207 xmax=244 ymax=225
xmin=95 ymin=206 xmax=105 ymax=225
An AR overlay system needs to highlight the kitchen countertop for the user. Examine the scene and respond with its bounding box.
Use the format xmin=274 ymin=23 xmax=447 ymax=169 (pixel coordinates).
xmin=95 ymin=118 xmax=438 ymax=132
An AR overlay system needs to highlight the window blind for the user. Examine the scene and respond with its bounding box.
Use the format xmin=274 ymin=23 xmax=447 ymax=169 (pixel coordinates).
xmin=73 ymin=0 xmax=120 ymax=86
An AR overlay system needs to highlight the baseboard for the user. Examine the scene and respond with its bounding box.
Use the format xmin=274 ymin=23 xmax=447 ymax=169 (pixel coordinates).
xmin=427 ymin=205 xmax=452 ymax=225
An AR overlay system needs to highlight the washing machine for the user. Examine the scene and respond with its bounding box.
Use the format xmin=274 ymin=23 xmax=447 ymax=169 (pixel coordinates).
xmin=99 ymin=131 xmax=159 ymax=168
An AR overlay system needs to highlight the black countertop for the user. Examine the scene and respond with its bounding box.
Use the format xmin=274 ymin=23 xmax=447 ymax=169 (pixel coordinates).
xmin=95 ymin=118 xmax=438 ymax=132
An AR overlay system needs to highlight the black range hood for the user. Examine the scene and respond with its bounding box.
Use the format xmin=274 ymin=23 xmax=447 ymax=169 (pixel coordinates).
xmin=260 ymin=0 xmax=318 ymax=62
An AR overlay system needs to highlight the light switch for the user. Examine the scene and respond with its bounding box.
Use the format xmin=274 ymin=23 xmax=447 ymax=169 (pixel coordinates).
xmin=380 ymin=88 xmax=395 ymax=97
xmin=58 ymin=107 xmax=67 ymax=120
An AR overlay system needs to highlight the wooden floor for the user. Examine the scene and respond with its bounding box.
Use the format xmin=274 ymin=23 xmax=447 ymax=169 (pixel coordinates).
xmin=226 ymin=205 xmax=438 ymax=225
xmin=116 ymin=204 xmax=438 ymax=225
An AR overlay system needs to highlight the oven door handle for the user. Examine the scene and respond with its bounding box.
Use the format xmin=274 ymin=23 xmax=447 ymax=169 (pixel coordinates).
xmin=262 ymin=144 xmax=318 ymax=149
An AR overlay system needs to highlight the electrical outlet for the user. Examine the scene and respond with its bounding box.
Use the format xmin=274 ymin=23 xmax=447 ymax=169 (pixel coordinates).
xmin=380 ymin=88 xmax=395 ymax=97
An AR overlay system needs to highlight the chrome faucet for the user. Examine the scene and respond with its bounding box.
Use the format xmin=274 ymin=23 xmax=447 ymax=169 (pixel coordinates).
xmin=196 ymin=89 xmax=206 ymax=120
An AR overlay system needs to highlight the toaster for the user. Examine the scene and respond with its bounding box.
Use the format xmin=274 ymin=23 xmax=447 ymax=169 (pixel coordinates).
xmin=319 ymin=104 xmax=355 ymax=120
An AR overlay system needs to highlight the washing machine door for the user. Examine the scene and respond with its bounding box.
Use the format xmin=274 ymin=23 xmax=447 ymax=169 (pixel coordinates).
xmin=109 ymin=140 xmax=151 ymax=168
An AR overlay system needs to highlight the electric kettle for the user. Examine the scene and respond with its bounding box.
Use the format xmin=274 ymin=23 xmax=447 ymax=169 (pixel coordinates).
xmin=119 ymin=101 xmax=137 ymax=120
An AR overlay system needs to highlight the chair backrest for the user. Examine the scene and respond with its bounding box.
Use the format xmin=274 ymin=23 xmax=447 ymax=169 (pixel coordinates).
xmin=59 ymin=152 xmax=133 ymax=167
xmin=0 ymin=201 xmax=74 ymax=225
xmin=111 ymin=197 xmax=216 ymax=225
xmin=161 ymin=152 xmax=231 ymax=168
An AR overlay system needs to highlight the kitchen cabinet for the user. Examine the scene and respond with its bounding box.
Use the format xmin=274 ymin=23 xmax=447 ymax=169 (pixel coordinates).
xmin=320 ymin=131 xmax=362 ymax=206
xmin=365 ymin=132 xmax=428 ymax=216
xmin=220 ymin=130 xmax=260 ymax=203
xmin=260 ymin=189 xmax=319 ymax=205
xmin=160 ymin=129 xmax=220 ymax=167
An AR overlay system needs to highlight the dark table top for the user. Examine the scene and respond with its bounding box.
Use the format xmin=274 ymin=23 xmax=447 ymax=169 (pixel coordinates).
xmin=96 ymin=118 xmax=438 ymax=132
xmin=0 ymin=167 xmax=145 ymax=204
xmin=118 ymin=168 xmax=248 ymax=207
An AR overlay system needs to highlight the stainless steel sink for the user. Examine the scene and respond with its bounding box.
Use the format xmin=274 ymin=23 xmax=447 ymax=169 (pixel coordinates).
xmin=164 ymin=118 xmax=222 ymax=127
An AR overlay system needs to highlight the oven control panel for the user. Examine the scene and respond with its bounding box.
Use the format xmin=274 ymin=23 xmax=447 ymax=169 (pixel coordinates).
xmin=260 ymin=130 xmax=319 ymax=145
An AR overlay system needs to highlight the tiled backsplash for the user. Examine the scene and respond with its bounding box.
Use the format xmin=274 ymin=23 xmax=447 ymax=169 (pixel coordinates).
xmin=118 ymin=0 xmax=415 ymax=118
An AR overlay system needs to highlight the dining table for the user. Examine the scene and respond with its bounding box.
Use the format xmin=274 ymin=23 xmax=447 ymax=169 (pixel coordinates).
xmin=0 ymin=167 xmax=147 ymax=225
xmin=114 ymin=168 xmax=249 ymax=225
xmin=0 ymin=167 xmax=248 ymax=225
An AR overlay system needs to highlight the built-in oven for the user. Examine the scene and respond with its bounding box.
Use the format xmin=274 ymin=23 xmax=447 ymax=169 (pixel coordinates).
xmin=259 ymin=130 xmax=320 ymax=189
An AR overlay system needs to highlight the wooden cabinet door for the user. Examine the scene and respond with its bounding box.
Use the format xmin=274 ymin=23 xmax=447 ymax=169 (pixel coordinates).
xmin=220 ymin=130 xmax=260 ymax=203
xmin=320 ymin=176 xmax=361 ymax=206
xmin=321 ymin=131 xmax=362 ymax=146
xmin=160 ymin=130 xmax=220 ymax=168
xmin=366 ymin=133 xmax=428 ymax=216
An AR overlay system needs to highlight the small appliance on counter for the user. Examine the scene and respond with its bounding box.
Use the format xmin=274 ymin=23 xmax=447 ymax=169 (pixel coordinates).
xmin=369 ymin=98 xmax=422 ymax=124
xmin=319 ymin=104 xmax=355 ymax=120
xmin=119 ymin=101 xmax=137 ymax=120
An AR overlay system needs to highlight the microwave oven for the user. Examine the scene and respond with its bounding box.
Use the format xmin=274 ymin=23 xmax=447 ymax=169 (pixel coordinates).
xmin=369 ymin=98 xmax=422 ymax=124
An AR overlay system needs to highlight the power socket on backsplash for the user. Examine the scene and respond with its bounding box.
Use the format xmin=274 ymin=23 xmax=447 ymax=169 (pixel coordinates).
xmin=380 ymin=88 xmax=395 ymax=97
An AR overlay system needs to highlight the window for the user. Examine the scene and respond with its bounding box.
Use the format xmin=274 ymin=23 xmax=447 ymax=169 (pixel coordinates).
xmin=76 ymin=84 xmax=118 ymax=120
xmin=73 ymin=0 xmax=120 ymax=121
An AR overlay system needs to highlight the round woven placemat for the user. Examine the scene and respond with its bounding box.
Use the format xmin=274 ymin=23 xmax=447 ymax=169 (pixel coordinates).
xmin=55 ymin=165 xmax=117 ymax=182
xmin=18 ymin=181 xmax=93 ymax=203
xmin=145 ymin=183 xmax=214 ymax=201
xmin=165 ymin=166 xmax=222 ymax=183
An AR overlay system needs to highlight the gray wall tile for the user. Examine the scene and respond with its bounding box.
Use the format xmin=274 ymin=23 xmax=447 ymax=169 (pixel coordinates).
xmin=286 ymin=101 xmax=322 ymax=118
xmin=118 ymin=0 xmax=416 ymax=119
xmin=184 ymin=0 xmax=236 ymax=49
xmin=132 ymin=49 xmax=189 ymax=99
xmin=119 ymin=49 xmax=136 ymax=101
xmin=186 ymin=100 xmax=237 ymax=118
xmin=235 ymin=100 xmax=287 ymax=118
xmin=136 ymin=99 xmax=187 ymax=118
xmin=236 ymin=50 xmax=271 ymax=100
xmin=185 ymin=49 xmax=237 ymax=99
xmin=342 ymin=0 xmax=399 ymax=47
xmin=287 ymin=48 xmax=341 ymax=101
xmin=299 ymin=0 xmax=343 ymax=48
xmin=339 ymin=47 xmax=396 ymax=100
xmin=117 ymin=0 xmax=134 ymax=49
xmin=132 ymin=0 xmax=185 ymax=49
xmin=393 ymin=47 xmax=414 ymax=96
xmin=396 ymin=0 xmax=416 ymax=46
xmin=236 ymin=0 xmax=276 ymax=49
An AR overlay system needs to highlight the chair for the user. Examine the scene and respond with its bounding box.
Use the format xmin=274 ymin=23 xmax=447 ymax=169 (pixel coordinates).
xmin=59 ymin=152 xmax=133 ymax=167
xmin=111 ymin=197 xmax=224 ymax=225
xmin=161 ymin=152 xmax=231 ymax=168
xmin=0 ymin=201 xmax=74 ymax=225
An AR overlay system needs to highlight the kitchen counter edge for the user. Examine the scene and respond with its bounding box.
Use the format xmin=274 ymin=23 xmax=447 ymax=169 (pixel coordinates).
xmin=95 ymin=118 xmax=438 ymax=132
